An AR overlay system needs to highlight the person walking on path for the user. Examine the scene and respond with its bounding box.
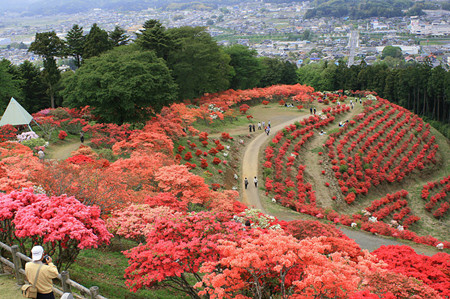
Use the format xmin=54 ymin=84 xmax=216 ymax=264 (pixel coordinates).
xmin=313 ymin=107 xmax=316 ymax=115
xmin=262 ymin=121 xmax=265 ymax=128
xmin=38 ymin=149 xmax=45 ymax=162
xmin=310 ymin=107 xmax=313 ymax=114
xmin=254 ymin=176 xmax=258 ymax=187
xmin=258 ymin=122 xmax=262 ymax=130
xmin=268 ymin=120 xmax=271 ymax=128
xmin=244 ymin=177 xmax=249 ymax=189
xmin=252 ymin=124 xmax=256 ymax=132
xmin=80 ymin=131 xmax=84 ymax=143
xmin=25 ymin=245 xmax=59 ymax=299
xmin=248 ymin=124 xmax=252 ymax=132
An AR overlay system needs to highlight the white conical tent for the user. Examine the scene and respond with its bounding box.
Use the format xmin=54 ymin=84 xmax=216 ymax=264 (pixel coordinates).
xmin=0 ymin=97 xmax=33 ymax=126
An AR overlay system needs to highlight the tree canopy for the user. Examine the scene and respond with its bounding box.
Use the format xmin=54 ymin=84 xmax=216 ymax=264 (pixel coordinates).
xmin=224 ymin=44 xmax=262 ymax=90
xmin=62 ymin=46 xmax=177 ymax=124
xmin=382 ymin=45 xmax=403 ymax=60
xmin=166 ymin=26 xmax=233 ymax=100
xmin=0 ymin=60 xmax=23 ymax=111
xmin=83 ymin=23 xmax=112 ymax=60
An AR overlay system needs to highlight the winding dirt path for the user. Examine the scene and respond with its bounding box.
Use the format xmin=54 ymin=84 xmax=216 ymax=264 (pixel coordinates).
xmin=240 ymin=105 xmax=438 ymax=256
xmin=46 ymin=140 xmax=81 ymax=160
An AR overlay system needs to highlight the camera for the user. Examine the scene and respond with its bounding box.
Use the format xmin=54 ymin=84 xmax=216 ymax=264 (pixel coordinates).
xmin=43 ymin=255 xmax=50 ymax=263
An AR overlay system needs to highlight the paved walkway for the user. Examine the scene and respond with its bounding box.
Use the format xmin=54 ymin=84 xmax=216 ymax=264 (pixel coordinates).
xmin=240 ymin=111 xmax=438 ymax=256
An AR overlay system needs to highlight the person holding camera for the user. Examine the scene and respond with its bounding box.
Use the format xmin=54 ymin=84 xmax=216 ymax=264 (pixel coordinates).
xmin=25 ymin=245 xmax=59 ymax=299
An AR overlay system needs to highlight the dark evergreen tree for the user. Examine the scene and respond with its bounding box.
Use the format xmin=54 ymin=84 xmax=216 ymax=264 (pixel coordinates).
xmin=83 ymin=23 xmax=112 ymax=60
xmin=66 ymin=24 xmax=85 ymax=68
xmin=136 ymin=19 xmax=173 ymax=60
xmin=28 ymin=31 xmax=64 ymax=108
xmin=166 ymin=26 xmax=232 ymax=100
xmin=109 ymin=26 xmax=129 ymax=47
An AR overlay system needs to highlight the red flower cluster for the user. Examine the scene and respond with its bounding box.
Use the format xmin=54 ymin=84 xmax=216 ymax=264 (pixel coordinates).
xmin=421 ymin=175 xmax=450 ymax=218
xmin=372 ymin=245 xmax=450 ymax=297
xmin=58 ymin=130 xmax=68 ymax=140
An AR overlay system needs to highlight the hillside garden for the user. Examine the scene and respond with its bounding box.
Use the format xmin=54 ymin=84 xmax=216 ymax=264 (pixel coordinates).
xmin=0 ymin=84 xmax=449 ymax=298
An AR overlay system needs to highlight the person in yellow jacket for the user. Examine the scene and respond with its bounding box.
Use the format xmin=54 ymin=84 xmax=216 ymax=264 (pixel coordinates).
xmin=25 ymin=245 xmax=59 ymax=299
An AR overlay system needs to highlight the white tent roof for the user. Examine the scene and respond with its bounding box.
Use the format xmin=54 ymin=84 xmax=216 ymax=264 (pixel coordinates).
xmin=0 ymin=97 xmax=33 ymax=126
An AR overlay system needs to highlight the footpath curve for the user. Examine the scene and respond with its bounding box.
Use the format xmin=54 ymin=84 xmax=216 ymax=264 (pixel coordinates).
xmin=240 ymin=111 xmax=437 ymax=255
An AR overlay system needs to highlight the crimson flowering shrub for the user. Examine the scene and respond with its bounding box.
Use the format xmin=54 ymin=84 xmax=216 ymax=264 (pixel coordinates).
xmin=212 ymin=157 xmax=221 ymax=165
xmin=0 ymin=124 xmax=18 ymax=141
xmin=421 ymin=175 xmax=450 ymax=218
xmin=239 ymin=104 xmax=250 ymax=114
xmin=58 ymin=130 xmax=68 ymax=140
xmin=286 ymin=220 xmax=349 ymax=240
xmin=65 ymin=154 xmax=95 ymax=165
xmin=200 ymin=158 xmax=208 ymax=168
xmin=184 ymin=151 xmax=193 ymax=161
xmin=198 ymin=131 xmax=208 ymax=141
xmin=60 ymin=118 xmax=89 ymax=134
xmin=220 ymin=132 xmax=232 ymax=141
xmin=83 ymin=123 xmax=136 ymax=149
xmin=0 ymin=188 xmax=112 ymax=270
xmin=372 ymin=245 xmax=450 ymax=297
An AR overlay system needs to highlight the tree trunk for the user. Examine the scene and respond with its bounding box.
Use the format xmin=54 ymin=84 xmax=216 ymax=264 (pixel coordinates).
xmin=50 ymin=92 xmax=55 ymax=109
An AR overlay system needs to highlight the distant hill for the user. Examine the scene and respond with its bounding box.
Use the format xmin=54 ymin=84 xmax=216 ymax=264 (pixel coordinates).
xmin=0 ymin=0 xmax=243 ymax=16
xmin=305 ymin=0 xmax=414 ymax=19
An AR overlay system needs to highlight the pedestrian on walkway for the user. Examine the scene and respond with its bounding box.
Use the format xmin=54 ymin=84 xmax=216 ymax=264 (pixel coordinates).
xmin=80 ymin=131 xmax=84 ymax=143
xmin=244 ymin=177 xmax=249 ymax=189
xmin=258 ymin=122 xmax=261 ymax=130
xmin=268 ymin=120 xmax=271 ymax=128
xmin=252 ymin=124 xmax=256 ymax=132
xmin=249 ymin=124 xmax=252 ymax=132
xmin=310 ymin=107 xmax=313 ymax=114
xmin=38 ymin=149 xmax=45 ymax=162
xmin=262 ymin=121 xmax=265 ymax=128
xmin=253 ymin=176 xmax=258 ymax=187
xmin=313 ymin=107 xmax=316 ymax=115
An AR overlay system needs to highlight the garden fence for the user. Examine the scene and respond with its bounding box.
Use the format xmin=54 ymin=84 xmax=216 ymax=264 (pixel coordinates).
xmin=0 ymin=241 xmax=107 ymax=299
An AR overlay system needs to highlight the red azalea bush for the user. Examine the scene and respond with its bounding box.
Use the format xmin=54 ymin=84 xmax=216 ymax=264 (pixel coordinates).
xmin=212 ymin=157 xmax=221 ymax=165
xmin=220 ymin=132 xmax=232 ymax=141
xmin=65 ymin=154 xmax=95 ymax=165
xmin=200 ymin=158 xmax=208 ymax=168
xmin=286 ymin=220 xmax=349 ymax=240
xmin=124 ymin=211 xmax=250 ymax=296
xmin=0 ymin=124 xmax=18 ymax=141
xmin=372 ymin=245 xmax=450 ymax=297
xmin=58 ymin=130 xmax=68 ymax=140
xmin=82 ymin=123 xmax=136 ymax=149
xmin=197 ymin=230 xmax=438 ymax=299
xmin=239 ymin=104 xmax=250 ymax=114
xmin=262 ymin=100 xmax=269 ymax=105
xmin=184 ymin=151 xmax=193 ymax=161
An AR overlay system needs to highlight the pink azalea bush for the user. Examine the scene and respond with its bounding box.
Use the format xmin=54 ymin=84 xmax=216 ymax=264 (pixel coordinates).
xmin=0 ymin=188 xmax=112 ymax=270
